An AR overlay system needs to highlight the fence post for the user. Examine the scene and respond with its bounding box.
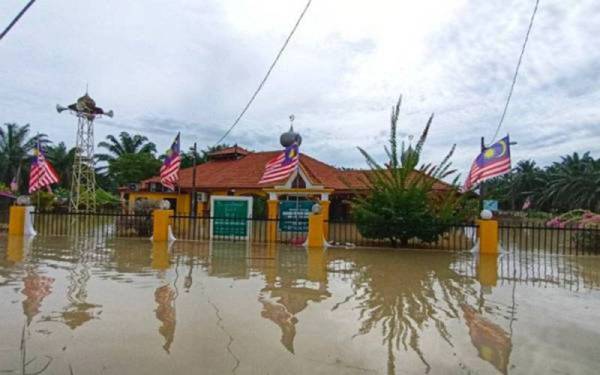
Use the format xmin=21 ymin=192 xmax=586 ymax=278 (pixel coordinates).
xmin=266 ymin=199 xmax=278 ymax=243
xmin=478 ymin=211 xmax=498 ymax=255
xmin=8 ymin=205 xmax=26 ymax=236
xmin=307 ymin=212 xmax=326 ymax=249
xmin=153 ymin=209 xmax=173 ymax=242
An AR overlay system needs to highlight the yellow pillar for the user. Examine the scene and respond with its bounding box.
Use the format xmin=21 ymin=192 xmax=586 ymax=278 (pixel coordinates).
xmin=319 ymin=200 xmax=330 ymax=240
xmin=478 ymin=219 xmax=498 ymax=255
xmin=307 ymin=213 xmax=325 ymax=249
xmin=266 ymin=200 xmax=278 ymax=243
xmin=477 ymin=255 xmax=498 ymax=287
xmin=7 ymin=235 xmax=25 ymax=262
xmin=153 ymin=209 xmax=174 ymax=242
xmin=151 ymin=241 xmax=170 ymax=270
xmin=8 ymin=206 xmax=26 ymax=236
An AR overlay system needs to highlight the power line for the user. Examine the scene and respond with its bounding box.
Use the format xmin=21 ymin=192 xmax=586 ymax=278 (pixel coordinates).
xmin=0 ymin=0 xmax=38 ymax=42
xmin=213 ymin=0 xmax=313 ymax=146
xmin=489 ymin=0 xmax=540 ymax=145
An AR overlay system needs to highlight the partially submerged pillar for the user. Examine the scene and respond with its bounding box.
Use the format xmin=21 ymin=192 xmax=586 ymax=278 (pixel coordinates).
xmin=153 ymin=209 xmax=174 ymax=242
xmin=8 ymin=205 xmax=26 ymax=236
xmin=266 ymin=196 xmax=279 ymax=243
xmin=478 ymin=209 xmax=498 ymax=255
xmin=307 ymin=202 xmax=327 ymax=249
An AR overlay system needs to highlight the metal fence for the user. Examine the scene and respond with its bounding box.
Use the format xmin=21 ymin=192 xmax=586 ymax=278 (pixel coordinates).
xmin=327 ymin=220 xmax=478 ymax=250
xmin=33 ymin=210 xmax=152 ymax=238
xmin=499 ymin=222 xmax=600 ymax=255
xmin=17 ymin=211 xmax=600 ymax=254
xmin=170 ymin=215 xmax=307 ymax=244
xmin=170 ymin=215 xmax=478 ymax=251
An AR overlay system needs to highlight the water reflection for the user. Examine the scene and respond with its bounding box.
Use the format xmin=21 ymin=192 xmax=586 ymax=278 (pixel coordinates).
xmin=1 ymin=236 xmax=599 ymax=374
xmin=22 ymin=269 xmax=54 ymax=325
xmin=258 ymin=248 xmax=330 ymax=353
xmin=155 ymin=284 xmax=176 ymax=353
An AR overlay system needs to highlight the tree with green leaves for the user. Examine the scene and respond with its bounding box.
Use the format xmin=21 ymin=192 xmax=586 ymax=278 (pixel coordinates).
xmin=486 ymin=152 xmax=599 ymax=212
xmin=45 ymin=142 xmax=76 ymax=189
xmin=97 ymin=132 xmax=157 ymax=164
xmin=353 ymin=97 xmax=470 ymax=247
xmin=108 ymin=152 xmax=162 ymax=187
xmin=0 ymin=123 xmax=47 ymax=191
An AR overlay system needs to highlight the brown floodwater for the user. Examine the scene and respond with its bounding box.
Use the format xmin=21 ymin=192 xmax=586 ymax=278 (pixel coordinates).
xmin=1 ymin=235 xmax=599 ymax=374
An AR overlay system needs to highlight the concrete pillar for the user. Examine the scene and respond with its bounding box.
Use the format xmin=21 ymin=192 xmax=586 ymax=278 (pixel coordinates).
xmin=478 ymin=219 xmax=499 ymax=255
xmin=153 ymin=209 xmax=174 ymax=242
xmin=7 ymin=235 xmax=25 ymax=263
xmin=266 ymin=199 xmax=279 ymax=243
xmin=307 ymin=212 xmax=325 ymax=249
xmin=8 ymin=206 xmax=25 ymax=236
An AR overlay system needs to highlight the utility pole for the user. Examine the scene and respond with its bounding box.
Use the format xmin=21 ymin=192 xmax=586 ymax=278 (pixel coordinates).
xmin=191 ymin=142 xmax=197 ymax=217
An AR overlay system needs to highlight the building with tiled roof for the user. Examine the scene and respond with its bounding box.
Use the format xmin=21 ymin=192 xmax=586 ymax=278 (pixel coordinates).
xmin=123 ymin=138 xmax=453 ymax=221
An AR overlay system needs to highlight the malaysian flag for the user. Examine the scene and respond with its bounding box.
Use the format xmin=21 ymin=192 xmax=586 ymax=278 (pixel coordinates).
xmin=160 ymin=133 xmax=182 ymax=191
xmin=464 ymin=136 xmax=511 ymax=191
xmin=259 ymin=143 xmax=300 ymax=184
xmin=28 ymin=142 xmax=60 ymax=193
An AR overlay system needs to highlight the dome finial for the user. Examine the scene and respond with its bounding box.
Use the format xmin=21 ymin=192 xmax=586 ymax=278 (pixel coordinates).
xmin=280 ymin=115 xmax=302 ymax=147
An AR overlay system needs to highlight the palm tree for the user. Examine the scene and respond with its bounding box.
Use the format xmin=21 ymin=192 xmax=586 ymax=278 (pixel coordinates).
xmin=97 ymin=132 xmax=157 ymax=163
xmin=46 ymin=142 xmax=76 ymax=189
xmin=540 ymin=152 xmax=599 ymax=211
xmin=0 ymin=123 xmax=47 ymax=190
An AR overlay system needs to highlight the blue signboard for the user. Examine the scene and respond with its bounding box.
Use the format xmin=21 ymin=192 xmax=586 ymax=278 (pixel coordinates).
xmin=483 ymin=200 xmax=499 ymax=212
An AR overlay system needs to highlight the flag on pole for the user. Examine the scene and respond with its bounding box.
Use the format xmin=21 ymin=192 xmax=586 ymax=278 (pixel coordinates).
xmin=464 ymin=136 xmax=511 ymax=191
xmin=28 ymin=142 xmax=59 ymax=193
xmin=160 ymin=133 xmax=182 ymax=191
xmin=259 ymin=143 xmax=300 ymax=184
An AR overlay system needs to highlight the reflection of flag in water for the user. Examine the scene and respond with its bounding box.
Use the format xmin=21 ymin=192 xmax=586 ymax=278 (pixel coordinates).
xmin=259 ymin=143 xmax=299 ymax=184
xmin=160 ymin=133 xmax=181 ymax=191
xmin=155 ymin=285 xmax=176 ymax=353
xmin=464 ymin=136 xmax=511 ymax=191
xmin=22 ymin=272 xmax=55 ymax=325
xmin=258 ymin=294 xmax=298 ymax=353
xmin=461 ymin=304 xmax=512 ymax=374
xmin=28 ymin=143 xmax=60 ymax=193
xmin=522 ymin=196 xmax=532 ymax=210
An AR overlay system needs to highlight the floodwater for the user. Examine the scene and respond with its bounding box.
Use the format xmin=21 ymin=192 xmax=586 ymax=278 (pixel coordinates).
xmin=1 ymin=236 xmax=599 ymax=375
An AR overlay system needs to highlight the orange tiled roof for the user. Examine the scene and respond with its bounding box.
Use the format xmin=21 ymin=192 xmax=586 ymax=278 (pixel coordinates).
xmin=142 ymin=150 xmax=453 ymax=192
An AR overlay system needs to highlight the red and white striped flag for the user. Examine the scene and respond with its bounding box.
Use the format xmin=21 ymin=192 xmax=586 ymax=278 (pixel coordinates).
xmin=160 ymin=133 xmax=182 ymax=190
xmin=29 ymin=143 xmax=60 ymax=193
xmin=464 ymin=136 xmax=511 ymax=191
xmin=259 ymin=143 xmax=300 ymax=184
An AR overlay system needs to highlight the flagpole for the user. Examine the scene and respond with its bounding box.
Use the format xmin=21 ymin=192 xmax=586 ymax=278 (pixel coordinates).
xmin=191 ymin=142 xmax=197 ymax=217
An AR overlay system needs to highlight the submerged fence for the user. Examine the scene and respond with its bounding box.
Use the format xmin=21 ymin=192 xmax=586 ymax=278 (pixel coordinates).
xmin=32 ymin=211 xmax=152 ymax=238
xmin=2 ymin=209 xmax=597 ymax=254
xmin=499 ymin=222 xmax=599 ymax=255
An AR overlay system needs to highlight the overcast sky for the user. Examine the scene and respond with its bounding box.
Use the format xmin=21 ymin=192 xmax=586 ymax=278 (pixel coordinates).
xmin=1 ymin=0 xmax=599 ymax=179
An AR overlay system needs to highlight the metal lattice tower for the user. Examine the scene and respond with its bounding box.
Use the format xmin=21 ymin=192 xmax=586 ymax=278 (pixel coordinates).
xmin=57 ymin=93 xmax=113 ymax=212
xmin=71 ymin=114 xmax=97 ymax=212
